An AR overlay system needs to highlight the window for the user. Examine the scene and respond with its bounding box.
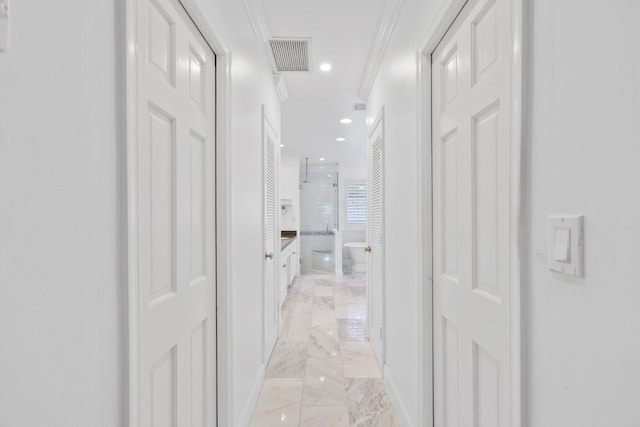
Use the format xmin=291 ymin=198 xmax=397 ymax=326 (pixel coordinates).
xmin=346 ymin=182 xmax=367 ymax=225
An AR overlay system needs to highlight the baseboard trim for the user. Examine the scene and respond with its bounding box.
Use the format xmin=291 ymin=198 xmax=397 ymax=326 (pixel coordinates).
xmin=384 ymin=365 xmax=415 ymax=427
xmin=236 ymin=364 xmax=265 ymax=427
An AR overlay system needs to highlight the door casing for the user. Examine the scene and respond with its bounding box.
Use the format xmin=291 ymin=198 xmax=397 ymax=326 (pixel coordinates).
xmin=416 ymin=0 xmax=524 ymax=425
xmin=124 ymin=0 xmax=233 ymax=425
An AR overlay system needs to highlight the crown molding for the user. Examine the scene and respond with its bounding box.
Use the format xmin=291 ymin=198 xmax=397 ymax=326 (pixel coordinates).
xmin=274 ymin=74 xmax=289 ymax=103
xmin=242 ymin=0 xmax=270 ymax=44
xmin=357 ymin=0 xmax=405 ymax=100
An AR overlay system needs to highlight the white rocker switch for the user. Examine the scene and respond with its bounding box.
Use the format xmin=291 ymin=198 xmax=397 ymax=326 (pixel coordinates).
xmin=553 ymin=228 xmax=571 ymax=263
xmin=548 ymin=215 xmax=584 ymax=277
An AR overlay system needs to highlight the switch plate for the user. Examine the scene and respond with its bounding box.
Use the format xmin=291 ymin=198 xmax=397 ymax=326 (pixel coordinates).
xmin=0 ymin=0 xmax=8 ymax=53
xmin=548 ymin=215 xmax=583 ymax=277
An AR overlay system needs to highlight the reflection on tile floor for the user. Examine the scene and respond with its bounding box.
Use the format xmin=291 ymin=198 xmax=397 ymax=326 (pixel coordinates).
xmin=250 ymin=274 xmax=399 ymax=427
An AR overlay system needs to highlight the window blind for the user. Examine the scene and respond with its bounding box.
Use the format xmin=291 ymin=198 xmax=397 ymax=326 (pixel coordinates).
xmin=346 ymin=184 xmax=367 ymax=225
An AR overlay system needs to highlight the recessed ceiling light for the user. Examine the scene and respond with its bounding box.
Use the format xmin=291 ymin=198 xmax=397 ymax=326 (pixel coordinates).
xmin=319 ymin=157 xmax=325 ymax=161
xmin=336 ymin=137 xmax=346 ymax=142
xmin=340 ymin=118 xmax=352 ymax=124
xmin=320 ymin=63 xmax=332 ymax=72
xmin=280 ymin=144 xmax=285 ymax=147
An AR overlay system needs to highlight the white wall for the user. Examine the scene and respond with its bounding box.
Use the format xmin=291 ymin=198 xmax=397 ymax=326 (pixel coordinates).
xmin=0 ymin=1 xmax=125 ymax=425
xmin=279 ymin=149 xmax=300 ymax=232
xmin=366 ymin=0 xmax=444 ymax=424
xmin=525 ymin=1 xmax=640 ymax=425
xmin=368 ymin=0 xmax=640 ymax=425
xmin=0 ymin=0 xmax=280 ymax=426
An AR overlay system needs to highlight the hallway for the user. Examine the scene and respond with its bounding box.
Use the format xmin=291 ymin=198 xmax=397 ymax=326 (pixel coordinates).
xmin=2 ymin=0 xmax=640 ymax=426
xmin=250 ymin=274 xmax=398 ymax=426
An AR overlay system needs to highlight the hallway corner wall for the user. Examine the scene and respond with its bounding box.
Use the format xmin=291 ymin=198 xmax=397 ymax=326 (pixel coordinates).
xmin=524 ymin=1 xmax=640 ymax=425
xmin=192 ymin=1 xmax=282 ymax=424
xmin=365 ymin=0 xmax=448 ymax=425
xmin=0 ymin=0 xmax=281 ymax=425
xmin=0 ymin=1 xmax=125 ymax=425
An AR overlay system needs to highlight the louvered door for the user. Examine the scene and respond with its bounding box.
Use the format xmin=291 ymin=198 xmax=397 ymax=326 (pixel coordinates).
xmin=263 ymin=108 xmax=280 ymax=362
xmin=367 ymin=109 xmax=385 ymax=369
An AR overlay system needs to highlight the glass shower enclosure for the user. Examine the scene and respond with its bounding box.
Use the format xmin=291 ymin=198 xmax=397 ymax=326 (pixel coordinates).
xmin=299 ymin=163 xmax=339 ymax=274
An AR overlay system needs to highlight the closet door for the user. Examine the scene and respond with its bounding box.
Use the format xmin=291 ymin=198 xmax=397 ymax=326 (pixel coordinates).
xmin=136 ymin=0 xmax=217 ymax=425
xmin=263 ymin=107 xmax=280 ymax=361
xmin=432 ymin=0 xmax=512 ymax=425
xmin=367 ymin=108 xmax=385 ymax=369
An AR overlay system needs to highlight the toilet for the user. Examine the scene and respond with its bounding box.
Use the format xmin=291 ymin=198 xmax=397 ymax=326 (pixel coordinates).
xmin=343 ymin=242 xmax=368 ymax=273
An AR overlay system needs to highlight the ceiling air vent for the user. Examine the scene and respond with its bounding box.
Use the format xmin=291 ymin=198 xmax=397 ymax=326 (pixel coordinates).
xmin=353 ymin=103 xmax=367 ymax=111
xmin=269 ymin=38 xmax=311 ymax=72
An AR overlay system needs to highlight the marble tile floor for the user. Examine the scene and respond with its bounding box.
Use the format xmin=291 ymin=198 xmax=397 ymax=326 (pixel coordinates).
xmin=250 ymin=273 xmax=399 ymax=427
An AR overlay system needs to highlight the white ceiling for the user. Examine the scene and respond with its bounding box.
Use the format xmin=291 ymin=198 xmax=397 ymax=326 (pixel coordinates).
xmin=260 ymin=0 xmax=388 ymax=166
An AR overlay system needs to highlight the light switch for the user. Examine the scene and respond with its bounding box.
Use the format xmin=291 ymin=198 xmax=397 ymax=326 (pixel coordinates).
xmin=0 ymin=0 xmax=8 ymax=53
xmin=553 ymin=228 xmax=571 ymax=263
xmin=548 ymin=215 xmax=583 ymax=277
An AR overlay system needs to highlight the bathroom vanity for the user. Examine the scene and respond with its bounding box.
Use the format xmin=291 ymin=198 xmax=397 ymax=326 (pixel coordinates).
xmin=280 ymin=231 xmax=299 ymax=308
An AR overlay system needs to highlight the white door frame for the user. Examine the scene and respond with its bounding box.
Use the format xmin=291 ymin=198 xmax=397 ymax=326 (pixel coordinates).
xmin=124 ymin=1 xmax=234 ymax=425
xmin=416 ymin=0 xmax=524 ymax=425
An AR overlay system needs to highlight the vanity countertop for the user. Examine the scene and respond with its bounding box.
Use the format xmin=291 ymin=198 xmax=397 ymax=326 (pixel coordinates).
xmin=280 ymin=231 xmax=297 ymax=251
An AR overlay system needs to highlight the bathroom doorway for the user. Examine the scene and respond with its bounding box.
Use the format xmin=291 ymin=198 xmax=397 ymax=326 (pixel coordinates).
xmin=298 ymin=162 xmax=369 ymax=277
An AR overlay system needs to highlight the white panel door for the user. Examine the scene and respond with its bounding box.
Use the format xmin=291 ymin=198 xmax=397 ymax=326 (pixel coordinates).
xmin=136 ymin=0 xmax=216 ymax=425
xmin=432 ymin=0 xmax=512 ymax=426
xmin=367 ymin=110 xmax=385 ymax=369
xmin=263 ymin=109 xmax=280 ymax=361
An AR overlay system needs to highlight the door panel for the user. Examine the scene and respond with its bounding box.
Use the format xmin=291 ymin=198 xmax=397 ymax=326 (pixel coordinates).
xmin=443 ymin=318 xmax=459 ymax=427
xmin=190 ymin=131 xmax=206 ymax=281
xmin=150 ymin=347 xmax=176 ymax=427
xmin=147 ymin=105 xmax=176 ymax=301
xmin=191 ymin=320 xmax=207 ymax=427
xmin=137 ymin=0 xmax=216 ymax=424
xmin=432 ymin=0 xmax=511 ymax=425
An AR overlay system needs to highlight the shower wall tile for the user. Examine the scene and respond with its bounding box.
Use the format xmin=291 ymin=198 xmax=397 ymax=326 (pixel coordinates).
xmin=300 ymin=169 xmax=338 ymax=232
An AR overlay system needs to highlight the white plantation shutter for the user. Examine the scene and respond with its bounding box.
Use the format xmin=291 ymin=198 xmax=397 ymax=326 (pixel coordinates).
xmin=346 ymin=183 xmax=367 ymax=225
